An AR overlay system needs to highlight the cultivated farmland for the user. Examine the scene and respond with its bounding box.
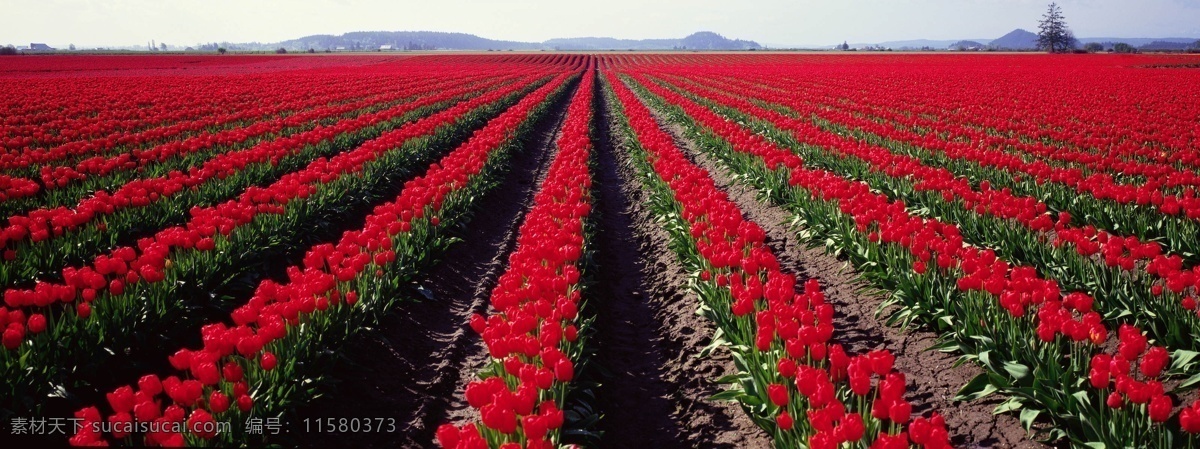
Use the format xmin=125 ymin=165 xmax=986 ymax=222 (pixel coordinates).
xmin=2 ymin=53 xmax=1200 ymax=448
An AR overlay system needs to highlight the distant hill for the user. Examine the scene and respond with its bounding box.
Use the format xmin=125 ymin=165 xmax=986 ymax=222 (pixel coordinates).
xmin=546 ymin=32 xmax=759 ymax=50
xmin=679 ymin=32 xmax=761 ymax=50
xmin=543 ymin=37 xmax=676 ymax=51
xmin=831 ymin=29 xmax=1197 ymax=52
xmin=261 ymin=30 xmax=759 ymax=51
xmin=990 ymin=29 xmax=1039 ymax=50
xmin=948 ymin=40 xmax=986 ymax=50
xmin=1137 ymin=40 xmax=1195 ymax=50
xmin=273 ymin=31 xmax=541 ymax=51
xmin=868 ymin=39 xmax=991 ymax=50
xmin=1076 ymin=37 xmax=1197 ymax=47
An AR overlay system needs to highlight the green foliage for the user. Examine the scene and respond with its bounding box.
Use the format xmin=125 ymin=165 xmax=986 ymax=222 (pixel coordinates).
xmin=1037 ymin=3 xmax=1077 ymax=53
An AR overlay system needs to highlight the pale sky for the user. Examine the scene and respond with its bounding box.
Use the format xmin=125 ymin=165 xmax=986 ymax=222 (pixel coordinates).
xmin=2 ymin=0 xmax=1198 ymax=48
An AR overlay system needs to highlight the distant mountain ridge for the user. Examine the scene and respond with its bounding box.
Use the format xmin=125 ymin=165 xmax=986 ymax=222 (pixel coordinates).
xmin=820 ymin=29 xmax=1196 ymax=51
xmin=948 ymin=40 xmax=987 ymax=50
xmin=546 ymin=32 xmax=760 ymax=50
xmin=265 ymin=30 xmax=760 ymax=51
xmin=275 ymin=31 xmax=540 ymax=51
xmin=1075 ymin=37 xmax=1197 ymax=47
xmin=863 ymin=38 xmax=991 ymax=50
xmin=989 ymin=29 xmax=1039 ymax=50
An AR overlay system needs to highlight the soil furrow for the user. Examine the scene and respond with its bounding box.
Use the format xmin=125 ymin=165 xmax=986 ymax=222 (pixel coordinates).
xmin=592 ymin=82 xmax=771 ymax=448
xmin=638 ymin=86 xmax=1041 ymax=449
xmin=294 ymin=81 xmax=576 ymax=449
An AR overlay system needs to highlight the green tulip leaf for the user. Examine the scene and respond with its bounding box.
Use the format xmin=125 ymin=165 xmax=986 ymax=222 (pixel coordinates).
xmin=955 ymin=372 xmax=999 ymax=401
xmin=1003 ymin=361 xmax=1031 ymax=381
xmin=1019 ymin=408 xmax=1040 ymax=431
xmin=709 ymin=388 xmax=745 ymax=403
xmin=993 ymin=397 xmax=1023 ymax=415
xmin=1176 ymin=372 xmax=1200 ymax=392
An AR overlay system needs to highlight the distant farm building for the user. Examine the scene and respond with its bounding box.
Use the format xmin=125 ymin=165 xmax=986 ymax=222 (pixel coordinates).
xmin=379 ymin=45 xmax=393 ymax=51
xmin=29 ymin=43 xmax=54 ymax=51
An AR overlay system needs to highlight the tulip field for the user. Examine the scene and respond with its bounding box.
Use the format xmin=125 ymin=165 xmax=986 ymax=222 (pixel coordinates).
xmin=2 ymin=53 xmax=1200 ymax=448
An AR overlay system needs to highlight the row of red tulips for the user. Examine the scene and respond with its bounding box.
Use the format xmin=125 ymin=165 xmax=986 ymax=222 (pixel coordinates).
xmin=1 ymin=70 xmax=553 ymax=417
xmin=614 ymin=66 xmax=1200 ymax=446
xmin=0 ymin=175 xmax=38 ymax=203
xmin=0 ymin=70 xmax=542 ymax=342
xmin=637 ymin=72 xmax=1200 ymax=361
xmin=438 ymin=67 xmax=596 ymax=449
xmin=775 ymin=66 xmax=1199 ymax=174
xmin=679 ymin=69 xmax=1200 ymax=260
xmin=604 ymin=52 xmax=1199 ymax=172
xmin=1 ymin=73 xmax=480 ymax=220
xmin=65 ymin=69 xmax=578 ymax=447
xmin=675 ymin=58 xmax=1200 ymax=179
xmin=1 ymin=72 xmax=352 ymax=166
xmin=709 ymin=68 xmax=1200 ymax=207
xmin=0 ymin=69 xmax=492 ymax=250
xmin=0 ymin=72 xmax=515 ymax=288
xmin=604 ymin=69 xmax=951 ymax=449
xmin=702 ymin=69 xmax=1198 ymax=192
xmin=29 ymin=72 xmax=461 ymax=195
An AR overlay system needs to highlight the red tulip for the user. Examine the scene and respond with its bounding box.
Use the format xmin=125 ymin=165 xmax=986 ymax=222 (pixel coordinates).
xmin=222 ymin=363 xmax=243 ymax=382
xmin=209 ymin=391 xmax=230 ymax=414
xmin=108 ymin=412 xmax=133 ymax=439
xmin=138 ymin=374 xmax=162 ymax=396
xmin=1140 ymin=346 xmax=1169 ymax=378
xmin=837 ymin=412 xmax=865 ymax=442
xmin=106 ymin=385 xmax=135 ymax=413
xmin=480 ymin=404 xmax=517 ymax=434
xmin=76 ymin=302 xmax=91 ymax=318
xmin=1106 ymin=391 xmax=1124 ymax=409
xmin=522 ymin=415 xmax=549 ymax=440
xmin=767 ymin=383 xmax=789 ymax=407
xmin=868 ymin=350 xmax=895 ymax=375
xmin=187 ymin=409 xmax=218 ymax=439
xmin=1089 ymin=367 xmax=1110 ymax=389
xmin=1149 ymin=395 xmax=1173 ymax=422
xmin=134 ymin=400 xmax=160 ymax=422
xmin=236 ymin=394 xmax=253 ymax=412
xmin=193 ymin=362 xmax=220 ymax=386
xmin=777 ymin=357 xmax=797 ymax=378
xmin=1181 ymin=402 xmax=1200 ymax=433
xmin=26 ymin=314 xmax=46 ymax=334
xmin=436 ymin=424 xmax=461 ymax=448
xmin=776 ymin=410 xmax=794 ymax=431
xmin=889 ymin=400 xmax=912 ymax=424
xmin=1 ymin=328 xmax=22 ymax=350
xmin=553 ymin=358 xmax=574 ymax=382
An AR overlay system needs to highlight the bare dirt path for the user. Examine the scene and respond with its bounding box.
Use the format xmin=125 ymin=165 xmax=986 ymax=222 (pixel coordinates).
xmin=633 ymin=81 xmax=1041 ymax=449
xmin=294 ymin=81 xmax=576 ymax=449
xmin=589 ymin=83 xmax=771 ymax=448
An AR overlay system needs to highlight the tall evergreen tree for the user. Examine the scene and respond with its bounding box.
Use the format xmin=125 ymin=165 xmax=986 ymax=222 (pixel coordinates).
xmin=1037 ymin=3 xmax=1076 ymax=53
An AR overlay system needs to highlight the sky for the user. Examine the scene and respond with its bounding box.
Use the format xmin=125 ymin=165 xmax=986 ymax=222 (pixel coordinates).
xmin=2 ymin=0 xmax=1198 ymax=48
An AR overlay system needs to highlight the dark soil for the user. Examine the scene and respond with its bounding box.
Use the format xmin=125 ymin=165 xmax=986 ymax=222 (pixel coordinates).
xmin=589 ymin=85 xmax=771 ymax=448
xmin=637 ymin=85 xmax=1043 ymax=449
xmin=292 ymin=83 xmax=575 ymax=449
